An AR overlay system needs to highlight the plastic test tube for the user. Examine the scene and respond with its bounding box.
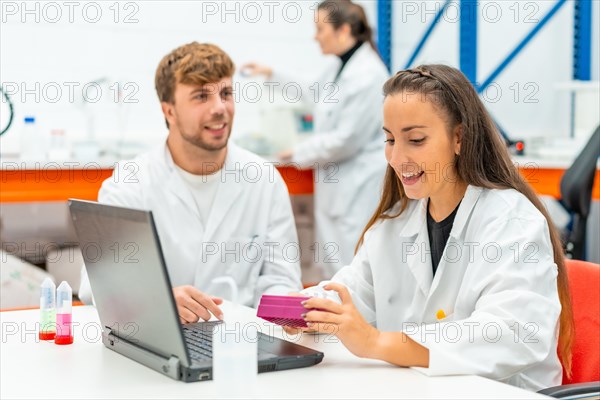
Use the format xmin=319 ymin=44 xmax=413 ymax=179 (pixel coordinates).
xmin=55 ymin=281 xmax=73 ymax=345
xmin=39 ymin=278 xmax=56 ymax=341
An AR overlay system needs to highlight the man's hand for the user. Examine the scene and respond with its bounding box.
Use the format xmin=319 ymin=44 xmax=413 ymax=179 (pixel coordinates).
xmin=173 ymin=285 xmax=224 ymax=324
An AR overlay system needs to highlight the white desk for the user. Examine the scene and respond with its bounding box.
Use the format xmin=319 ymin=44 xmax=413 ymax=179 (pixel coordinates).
xmin=1 ymin=305 xmax=548 ymax=399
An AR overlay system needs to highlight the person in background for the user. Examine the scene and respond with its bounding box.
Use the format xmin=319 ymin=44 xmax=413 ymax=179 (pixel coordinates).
xmin=79 ymin=42 xmax=302 ymax=322
xmin=288 ymin=65 xmax=574 ymax=391
xmin=243 ymin=0 xmax=389 ymax=278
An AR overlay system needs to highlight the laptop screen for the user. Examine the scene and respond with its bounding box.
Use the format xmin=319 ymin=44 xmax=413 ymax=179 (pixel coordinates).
xmin=69 ymin=200 xmax=191 ymax=367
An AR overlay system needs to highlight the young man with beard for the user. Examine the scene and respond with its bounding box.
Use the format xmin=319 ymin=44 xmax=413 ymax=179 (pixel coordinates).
xmin=79 ymin=42 xmax=302 ymax=323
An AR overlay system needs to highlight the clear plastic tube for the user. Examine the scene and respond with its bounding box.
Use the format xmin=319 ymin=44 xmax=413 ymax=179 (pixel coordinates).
xmin=39 ymin=278 xmax=56 ymax=341
xmin=55 ymin=281 xmax=73 ymax=345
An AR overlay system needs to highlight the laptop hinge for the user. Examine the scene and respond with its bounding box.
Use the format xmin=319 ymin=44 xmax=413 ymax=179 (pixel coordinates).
xmin=103 ymin=329 xmax=181 ymax=380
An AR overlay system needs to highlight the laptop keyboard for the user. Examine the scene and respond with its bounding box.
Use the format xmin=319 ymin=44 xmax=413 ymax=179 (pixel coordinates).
xmin=183 ymin=322 xmax=277 ymax=363
xmin=182 ymin=324 xmax=217 ymax=361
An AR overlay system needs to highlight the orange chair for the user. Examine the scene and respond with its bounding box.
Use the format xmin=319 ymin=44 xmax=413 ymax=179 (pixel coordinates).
xmin=563 ymin=259 xmax=600 ymax=384
xmin=540 ymin=259 xmax=600 ymax=398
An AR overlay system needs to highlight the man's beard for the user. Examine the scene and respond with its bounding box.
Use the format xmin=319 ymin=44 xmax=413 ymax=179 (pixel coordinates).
xmin=177 ymin=120 xmax=230 ymax=152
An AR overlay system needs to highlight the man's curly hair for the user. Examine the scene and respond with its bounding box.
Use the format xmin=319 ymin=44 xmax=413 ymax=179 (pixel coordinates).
xmin=155 ymin=42 xmax=235 ymax=104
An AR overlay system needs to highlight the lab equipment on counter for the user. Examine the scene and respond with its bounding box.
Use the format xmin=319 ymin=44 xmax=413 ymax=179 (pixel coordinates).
xmin=47 ymin=129 xmax=70 ymax=160
xmin=259 ymin=106 xmax=313 ymax=154
xmin=507 ymin=139 xmax=525 ymax=156
xmin=20 ymin=117 xmax=46 ymax=161
xmin=235 ymin=105 xmax=314 ymax=156
xmin=0 ymin=84 xmax=14 ymax=136
xmin=55 ymin=281 xmax=73 ymax=345
xmin=39 ymin=278 xmax=56 ymax=341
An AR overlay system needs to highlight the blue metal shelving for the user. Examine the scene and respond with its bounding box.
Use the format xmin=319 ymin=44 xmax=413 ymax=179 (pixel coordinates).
xmin=384 ymin=0 xmax=595 ymax=142
xmin=377 ymin=0 xmax=392 ymax=72
xmin=404 ymin=0 xmax=451 ymax=69
xmin=478 ymin=0 xmax=568 ymax=95
xmin=460 ymin=0 xmax=478 ymax=86
xmin=574 ymin=0 xmax=592 ymax=81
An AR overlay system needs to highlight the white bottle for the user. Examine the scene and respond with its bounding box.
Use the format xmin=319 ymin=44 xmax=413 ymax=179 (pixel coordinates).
xmin=20 ymin=116 xmax=46 ymax=161
xmin=47 ymin=129 xmax=70 ymax=160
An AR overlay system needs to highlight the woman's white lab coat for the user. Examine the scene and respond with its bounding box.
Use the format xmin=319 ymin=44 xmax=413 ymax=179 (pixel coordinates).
xmin=79 ymin=142 xmax=302 ymax=307
xmin=331 ymin=185 xmax=563 ymax=391
xmin=274 ymin=43 xmax=389 ymax=277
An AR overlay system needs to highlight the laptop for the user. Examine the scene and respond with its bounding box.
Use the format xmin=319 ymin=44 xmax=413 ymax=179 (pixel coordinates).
xmin=68 ymin=199 xmax=323 ymax=382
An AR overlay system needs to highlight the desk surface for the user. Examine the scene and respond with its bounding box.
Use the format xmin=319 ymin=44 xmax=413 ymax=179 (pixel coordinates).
xmin=1 ymin=305 xmax=547 ymax=399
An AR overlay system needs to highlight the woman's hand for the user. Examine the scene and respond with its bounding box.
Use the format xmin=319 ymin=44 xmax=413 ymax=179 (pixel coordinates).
xmin=301 ymin=283 xmax=380 ymax=358
xmin=240 ymin=63 xmax=273 ymax=78
xmin=281 ymin=292 xmax=318 ymax=335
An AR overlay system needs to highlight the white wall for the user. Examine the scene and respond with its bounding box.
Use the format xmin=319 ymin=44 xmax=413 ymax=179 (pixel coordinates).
xmin=1 ymin=0 xmax=598 ymax=156
xmin=0 ymin=0 xmax=350 ymax=154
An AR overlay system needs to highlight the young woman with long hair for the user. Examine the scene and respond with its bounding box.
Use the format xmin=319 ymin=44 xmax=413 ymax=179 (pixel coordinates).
xmin=291 ymin=65 xmax=573 ymax=391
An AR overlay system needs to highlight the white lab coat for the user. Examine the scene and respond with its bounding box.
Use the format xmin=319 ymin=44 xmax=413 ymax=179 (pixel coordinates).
xmin=330 ymin=185 xmax=563 ymax=391
xmin=274 ymin=43 xmax=389 ymax=277
xmin=79 ymin=142 xmax=302 ymax=307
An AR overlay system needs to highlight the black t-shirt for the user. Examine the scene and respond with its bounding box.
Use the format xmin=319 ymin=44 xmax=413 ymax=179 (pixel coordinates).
xmin=427 ymin=201 xmax=461 ymax=276
xmin=334 ymin=41 xmax=363 ymax=82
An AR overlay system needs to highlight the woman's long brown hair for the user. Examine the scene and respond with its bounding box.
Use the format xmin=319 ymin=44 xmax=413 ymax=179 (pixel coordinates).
xmin=356 ymin=64 xmax=573 ymax=375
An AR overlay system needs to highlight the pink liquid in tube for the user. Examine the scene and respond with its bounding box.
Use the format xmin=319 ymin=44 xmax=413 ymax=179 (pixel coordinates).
xmin=55 ymin=281 xmax=73 ymax=345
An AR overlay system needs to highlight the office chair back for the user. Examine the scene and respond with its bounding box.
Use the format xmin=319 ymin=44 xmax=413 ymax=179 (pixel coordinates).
xmin=539 ymin=260 xmax=600 ymax=398
xmin=560 ymin=127 xmax=600 ymax=260
xmin=563 ymin=259 xmax=600 ymax=385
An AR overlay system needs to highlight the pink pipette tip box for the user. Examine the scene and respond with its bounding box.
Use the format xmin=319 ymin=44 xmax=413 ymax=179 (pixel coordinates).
xmin=257 ymin=295 xmax=312 ymax=328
